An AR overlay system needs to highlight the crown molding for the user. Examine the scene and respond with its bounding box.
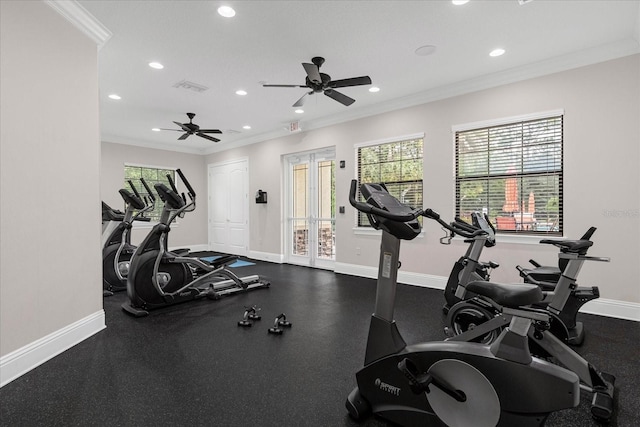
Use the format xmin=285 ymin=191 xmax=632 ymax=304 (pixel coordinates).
xmin=102 ymin=135 xmax=207 ymax=156
xmin=44 ymin=0 xmax=112 ymax=48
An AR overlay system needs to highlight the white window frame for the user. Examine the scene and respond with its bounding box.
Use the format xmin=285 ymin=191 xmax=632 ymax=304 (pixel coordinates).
xmin=353 ymin=133 xmax=425 ymax=235
xmin=452 ymin=109 xmax=564 ymax=242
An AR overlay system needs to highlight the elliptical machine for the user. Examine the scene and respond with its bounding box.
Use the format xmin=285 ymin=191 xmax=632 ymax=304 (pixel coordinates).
xmin=122 ymin=169 xmax=270 ymax=317
xmin=102 ymin=179 xmax=154 ymax=297
xmin=345 ymin=180 xmax=580 ymax=426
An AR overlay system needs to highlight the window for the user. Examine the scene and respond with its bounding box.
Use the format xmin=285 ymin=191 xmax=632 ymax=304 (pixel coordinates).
xmin=455 ymin=112 xmax=563 ymax=235
xmin=124 ymin=165 xmax=175 ymax=222
xmin=356 ymin=134 xmax=424 ymax=227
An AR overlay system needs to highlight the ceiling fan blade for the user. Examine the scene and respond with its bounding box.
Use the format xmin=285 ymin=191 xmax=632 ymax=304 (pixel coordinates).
xmin=293 ymin=91 xmax=312 ymax=108
xmin=159 ymin=128 xmax=183 ymax=132
xmin=302 ymin=63 xmax=322 ymax=84
xmin=178 ymin=133 xmax=190 ymax=140
xmin=196 ymin=132 xmax=220 ymax=143
xmin=328 ymin=76 xmax=372 ymax=89
xmin=198 ymin=129 xmax=223 ymax=134
xmin=324 ymin=89 xmax=355 ymax=106
xmin=173 ymin=121 xmax=191 ymax=132
xmin=263 ymin=84 xmax=307 ymax=88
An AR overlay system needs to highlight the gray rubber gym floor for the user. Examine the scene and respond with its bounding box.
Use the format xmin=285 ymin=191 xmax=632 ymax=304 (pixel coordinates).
xmin=1 ymin=260 xmax=638 ymax=426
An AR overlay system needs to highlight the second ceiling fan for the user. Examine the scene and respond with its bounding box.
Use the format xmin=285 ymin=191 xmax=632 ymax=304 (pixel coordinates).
xmin=263 ymin=57 xmax=372 ymax=107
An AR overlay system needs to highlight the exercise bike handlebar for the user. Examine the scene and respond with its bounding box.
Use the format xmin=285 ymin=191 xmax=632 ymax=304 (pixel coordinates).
xmin=424 ymin=209 xmax=486 ymax=239
xmin=348 ymin=180 xmax=422 ymax=222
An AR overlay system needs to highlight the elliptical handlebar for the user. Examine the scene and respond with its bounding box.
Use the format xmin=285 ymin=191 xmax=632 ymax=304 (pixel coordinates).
xmin=128 ymin=180 xmax=142 ymax=200
xmin=176 ymin=168 xmax=196 ymax=197
xmin=140 ymin=178 xmax=155 ymax=202
xmin=348 ymin=180 xmax=422 ymax=222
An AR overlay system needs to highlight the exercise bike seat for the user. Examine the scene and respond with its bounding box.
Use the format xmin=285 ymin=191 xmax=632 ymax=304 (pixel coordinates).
xmin=466 ymin=281 xmax=544 ymax=308
xmin=539 ymin=238 xmax=593 ymax=255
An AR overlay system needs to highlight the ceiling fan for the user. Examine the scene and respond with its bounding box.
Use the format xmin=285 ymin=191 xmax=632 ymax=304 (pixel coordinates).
xmin=160 ymin=113 xmax=222 ymax=142
xmin=263 ymin=57 xmax=372 ymax=107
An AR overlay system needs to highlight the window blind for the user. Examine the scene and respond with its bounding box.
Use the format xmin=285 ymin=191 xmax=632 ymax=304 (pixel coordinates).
xmin=455 ymin=116 xmax=563 ymax=235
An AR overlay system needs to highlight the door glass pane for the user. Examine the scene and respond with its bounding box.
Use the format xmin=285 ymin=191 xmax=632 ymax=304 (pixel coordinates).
xmin=293 ymin=164 xmax=308 ymax=218
xmin=317 ymin=160 xmax=335 ymax=218
xmin=317 ymin=220 xmax=335 ymax=259
xmin=292 ymin=219 xmax=308 ymax=256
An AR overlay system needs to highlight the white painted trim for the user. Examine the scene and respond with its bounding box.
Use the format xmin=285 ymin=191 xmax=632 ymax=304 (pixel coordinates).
xmin=169 ymin=244 xmax=210 ymax=253
xmin=579 ymin=298 xmax=640 ymax=322
xmin=0 ymin=310 xmax=106 ymax=388
xmin=354 ymin=132 xmax=425 ymax=149
xmin=334 ymin=262 xmax=639 ymax=321
xmin=248 ymin=250 xmax=284 ymax=264
xmin=103 ymin=137 xmax=208 ymax=155
xmin=451 ymin=109 xmax=565 ymax=132
xmin=44 ymin=0 xmax=112 ymax=48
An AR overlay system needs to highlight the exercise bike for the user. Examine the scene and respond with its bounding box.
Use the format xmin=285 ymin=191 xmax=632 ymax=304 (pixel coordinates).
xmin=431 ymin=217 xmax=616 ymax=420
xmin=122 ymin=169 xmax=270 ymax=317
xmin=102 ymin=179 xmax=154 ymax=296
xmin=345 ymin=180 xmax=580 ymax=427
xmin=517 ymin=226 xmax=597 ymax=285
xmin=431 ymin=211 xmax=600 ymax=346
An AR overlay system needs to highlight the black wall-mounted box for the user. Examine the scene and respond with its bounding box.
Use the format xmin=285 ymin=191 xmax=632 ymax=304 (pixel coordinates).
xmin=256 ymin=190 xmax=267 ymax=204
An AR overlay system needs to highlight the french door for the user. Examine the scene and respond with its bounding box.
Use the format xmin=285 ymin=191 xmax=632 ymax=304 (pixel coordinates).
xmin=285 ymin=148 xmax=335 ymax=269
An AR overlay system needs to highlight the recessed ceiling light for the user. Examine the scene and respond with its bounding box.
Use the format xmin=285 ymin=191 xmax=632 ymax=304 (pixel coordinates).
xmin=369 ymin=87 xmax=380 ymax=93
xmin=108 ymin=94 xmax=121 ymax=100
xmin=489 ymin=48 xmax=505 ymax=57
xmin=235 ymin=89 xmax=247 ymax=96
xmin=295 ymin=109 xmax=304 ymax=114
xmin=452 ymin=0 xmax=470 ymax=5
xmin=148 ymin=62 xmax=164 ymax=69
xmin=152 ymin=128 xmax=161 ymax=132
xmin=415 ymin=45 xmax=436 ymax=56
xmin=242 ymin=125 xmax=251 ymax=130
xmin=217 ymin=6 xmax=236 ymax=17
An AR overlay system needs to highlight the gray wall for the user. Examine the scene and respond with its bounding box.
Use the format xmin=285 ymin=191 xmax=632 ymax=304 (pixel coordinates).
xmin=205 ymin=54 xmax=640 ymax=304
xmin=100 ymin=142 xmax=207 ymax=247
xmin=1 ymin=1 xmax=102 ymax=356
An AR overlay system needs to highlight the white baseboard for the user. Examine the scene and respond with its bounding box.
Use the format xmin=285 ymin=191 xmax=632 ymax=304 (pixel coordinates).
xmin=579 ymin=298 xmax=640 ymax=322
xmin=169 ymin=244 xmax=210 ymax=253
xmin=334 ymin=262 xmax=639 ymax=322
xmin=248 ymin=250 xmax=284 ymax=264
xmin=0 ymin=310 xmax=106 ymax=388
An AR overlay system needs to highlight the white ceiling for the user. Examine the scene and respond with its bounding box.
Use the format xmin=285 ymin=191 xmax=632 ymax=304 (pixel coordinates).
xmin=76 ymin=0 xmax=640 ymax=154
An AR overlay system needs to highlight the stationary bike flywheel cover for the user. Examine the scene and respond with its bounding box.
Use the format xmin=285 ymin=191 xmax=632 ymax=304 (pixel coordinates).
xmin=426 ymin=359 xmax=500 ymax=427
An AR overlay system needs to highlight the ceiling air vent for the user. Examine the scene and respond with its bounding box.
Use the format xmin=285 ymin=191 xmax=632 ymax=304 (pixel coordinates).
xmin=172 ymin=80 xmax=209 ymax=93
xmin=223 ymin=129 xmax=241 ymax=134
xmin=517 ymin=0 xmax=534 ymax=5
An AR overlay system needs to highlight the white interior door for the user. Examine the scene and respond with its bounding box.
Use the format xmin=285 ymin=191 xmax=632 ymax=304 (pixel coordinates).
xmin=208 ymin=159 xmax=249 ymax=256
xmin=285 ymin=148 xmax=335 ymax=270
